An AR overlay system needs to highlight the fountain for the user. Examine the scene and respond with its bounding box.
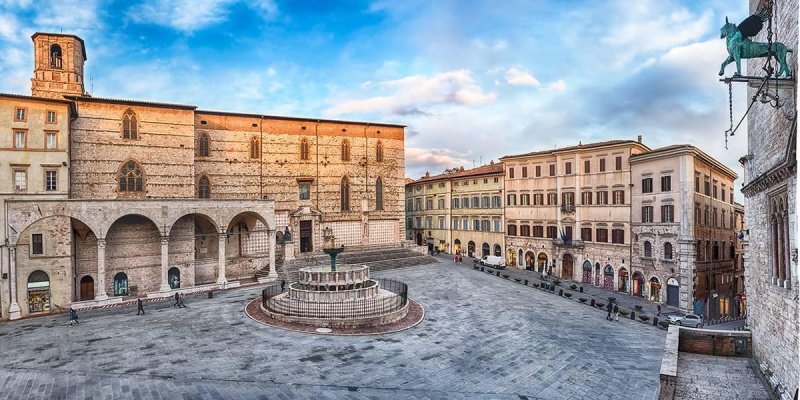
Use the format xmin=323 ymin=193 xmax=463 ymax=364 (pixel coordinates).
xmin=321 ymin=226 xmax=344 ymax=271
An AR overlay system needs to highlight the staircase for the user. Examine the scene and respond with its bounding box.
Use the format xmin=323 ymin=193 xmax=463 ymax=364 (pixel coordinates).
xmin=253 ymin=246 xmax=284 ymax=281
xmin=276 ymin=247 xmax=439 ymax=282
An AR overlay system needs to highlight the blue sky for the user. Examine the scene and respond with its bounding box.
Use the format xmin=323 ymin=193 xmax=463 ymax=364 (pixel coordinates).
xmin=0 ymin=0 xmax=751 ymax=187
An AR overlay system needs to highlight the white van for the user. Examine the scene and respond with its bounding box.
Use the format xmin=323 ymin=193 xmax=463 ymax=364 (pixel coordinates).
xmin=480 ymin=255 xmax=506 ymax=269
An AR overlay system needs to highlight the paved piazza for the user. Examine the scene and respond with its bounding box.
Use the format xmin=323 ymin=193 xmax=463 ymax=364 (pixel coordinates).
xmin=0 ymin=262 xmax=666 ymax=399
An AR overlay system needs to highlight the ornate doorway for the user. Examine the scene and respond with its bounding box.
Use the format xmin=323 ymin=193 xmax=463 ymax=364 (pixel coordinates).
xmin=113 ymin=272 xmax=129 ymax=296
xmin=79 ymin=275 xmax=95 ymax=301
xmin=561 ymin=254 xmax=574 ymax=280
xmin=603 ymin=265 xmax=614 ymax=290
xmin=168 ymin=267 xmax=181 ymax=289
xmin=618 ymin=267 xmax=628 ymax=292
xmin=537 ymin=253 xmax=548 ymax=273
xmin=27 ymin=271 xmax=50 ymax=313
xmin=300 ymin=220 xmax=313 ymax=252
xmin=582 ymin=261 xmax=592 ymax=283
xmin=632 ymin=272 xmax=645 ymax=297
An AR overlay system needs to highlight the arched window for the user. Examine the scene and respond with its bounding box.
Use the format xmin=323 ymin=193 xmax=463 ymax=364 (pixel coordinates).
xmin=341 ymin=139 xmax=351 ymax=161
xmin=376 ymin=141 xmax=384 ymax=162
xmin=664 ymin=242 xmax=673 ymax=260
xmin=375 ymin=177 xmax=384 ymax=210
xmin=50 ymin=44 xmax=62 ymax=69
xmin=250 ymin=137 xmax=260 ymax=159
xmin=341 ymin=176 xmax=350 ymax=211
xmin=122 ymin=109 xmax=138 ymax=139
xmin=197 ymin=133 xmax=209 ymax=157
xmin=198 ymin=176 xmax=211 ymax=198
xmin=300 ymin=138 xmax=310 ymax=160
xmin=644 ymin=241 xmax=652 ymax=258
xmin=118 ymin=161 xmax=144 ymax=193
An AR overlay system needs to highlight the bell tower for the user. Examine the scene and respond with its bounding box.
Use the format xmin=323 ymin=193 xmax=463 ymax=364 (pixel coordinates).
xmin=31 ymin=32 xmax=87 ymax=99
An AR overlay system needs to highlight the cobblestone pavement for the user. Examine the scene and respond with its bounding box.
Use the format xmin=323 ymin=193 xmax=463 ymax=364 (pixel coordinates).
xmin=0 ymin=262 xmax=666 ymax=399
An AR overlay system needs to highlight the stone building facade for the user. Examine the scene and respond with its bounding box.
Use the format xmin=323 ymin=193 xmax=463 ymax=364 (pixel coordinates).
xmin=0 ymin=32 xmax=405 ymax=320
xmin=629 ymin=145 xmax=738 ymax=314
xmin=405 ymin=163 xmax=505 ymax=258
xmin=500 ymin=139 xmax=649 ymax=287
xmin=737 ymin=0 xmax=798 ymax=397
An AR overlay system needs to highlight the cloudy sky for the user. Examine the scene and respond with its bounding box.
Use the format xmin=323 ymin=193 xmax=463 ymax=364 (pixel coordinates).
xmin=0 ymin=0 xmax=751 ymax=190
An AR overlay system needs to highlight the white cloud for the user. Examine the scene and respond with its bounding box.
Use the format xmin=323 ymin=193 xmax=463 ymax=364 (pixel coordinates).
xmin=325 ymin=69 xmax=496 ymax=116
xmin=405 ymin=147 xmax=471 ymax=176
xmin=546 ymin=79 xmax=567 ymax=92
xmin=505 ymin=67 xmax=541 ymax=87
xmin=34 ymin=0 xmax=101 ymax=34
xmin=128 ymin=0 xmax=278 ymax=33
xmin=0 ymin=13 xmax=21 ymax=42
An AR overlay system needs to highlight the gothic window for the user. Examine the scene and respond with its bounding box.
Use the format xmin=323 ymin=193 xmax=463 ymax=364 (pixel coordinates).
xmin=118 ymin=160 xmax=144 ymax=193
xmin=122 ymin=109 xmax=138 ymax=139
xmin=376 ymin=141 xmax=384 ymax=162
xmin=197 ymin=133 xmax=209 ymax=157
xmin=300 ymin=138 xmax=310 ymax=160
xmin=198 ymin=176 xmax=211 ymax=199
xmin=341 ymin=139 xmax=351 ymax=161
xmin=375 ymin=177 xmax=384 ymax=210
xmin=250 ymin=137 xmax=260 ymax=159
xmin=50 ymin=44 xmax=62 ymax=69
xmin=664 ymin=242 xmax=673 ymax=260
xmin=644 ymin=241 xmax=652 ymax=258
xmin=341 ymin=176 xmax=350 ymax=211
xmin=769 ymin=191 xmax=791 ymax=286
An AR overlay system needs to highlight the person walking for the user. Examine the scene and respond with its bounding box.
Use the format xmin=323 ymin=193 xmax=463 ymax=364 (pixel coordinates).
xmin=179 ymin=292 xmax=187 ymax=308
xmin=173 ymin=292 xmax=180 ymax=307
xmin=606 ymin=301 xmax=614 ymax=321
xmin=136 ymin=298 xmax=145 ymax=315
xmin=68 ymin=307 xmax=80 ymax=326
xmin=613 ymin=304 xmax=620 ymax=321
xmin=657 ymin=304 xmax=662 ymax=316
xmin=281 ymin=280 xmax=286 ymax=292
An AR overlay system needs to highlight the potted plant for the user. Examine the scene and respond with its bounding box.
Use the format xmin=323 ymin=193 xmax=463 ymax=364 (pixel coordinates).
xmin=553 ymin=279 xmax=561 ymax=286
xmin=659 ymin=321 xmax=670 ymax=329
xmin=634 ymin=305 xmax=643 ymax=311
xmin=514 ymin=278 xmax=521 ymax=283
xmin=564 ymin=292 xmax=573 ymax=298
xmin=596 ymin=302 xmax=605 ymax=308
xmin=639 ymin=315 xmax=650 ymax=322
xmin=570 ymin=284 xmax=577 ymax=290
xmin=579 ymin=298 xmax=587 ymax=303
xmin=502 ymin=274 xmax=509 ymax=279
xmin=619 ymin=309 xmax=629 ymax=317
xmin=608 ymin=297 xmax=616 ymax=303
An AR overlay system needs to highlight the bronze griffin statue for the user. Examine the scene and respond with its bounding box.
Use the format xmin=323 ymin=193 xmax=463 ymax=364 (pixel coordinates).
xmin=719 ymin=4 xmax=792 ymax=78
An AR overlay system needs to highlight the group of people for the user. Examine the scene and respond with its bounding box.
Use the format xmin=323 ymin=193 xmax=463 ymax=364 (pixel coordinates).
xmin=606 ymin=300 xmax=620 ymax=321
xmin=452 ymin=250 xmax=463 ymax=264
xmin=67 ymin=292 xmax=188 ymax=326
xmin=173 ymin=292 xmax=187 ymax=308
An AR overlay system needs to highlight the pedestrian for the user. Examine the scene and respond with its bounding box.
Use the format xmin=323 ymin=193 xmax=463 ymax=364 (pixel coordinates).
xmin=136 ymin=298 xmax=145 ymax=315
xmin=68 ymin=306 xmax=79 ymax=326
xmin=606 ymin=301 xmax=613 ymax=321
xmin=179 ymin=292 xmax=187 ymax=308
xmin=613 ymin=304 xmax=620 ymax=321
xmin=657 ymin=304 xmax=662 ymax=316
xmin=173 ymin=292 xmax=180 ymax=307
xmin=281 ymin=280 xmax=286 ymax=292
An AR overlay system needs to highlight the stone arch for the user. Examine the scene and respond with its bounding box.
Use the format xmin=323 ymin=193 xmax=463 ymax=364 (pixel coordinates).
xmin=536 ymin=252 xmax=548 ymax=272
xmin=107 ymin=214 xmax=163 ymax=294
xmin=481 ymin=242 xmax=490 ymax=257
xmin=581 ymin=260 xmax=592 ymax=283
xmin=8 ymin=211 xmax=102 ymax=246
xmin=50 ymin=44 xmax=63 ymax=69
xmin=27 ymin=270 xmax=51 ymax=313
xmin=493 ymin=244 xmax=501 ymax=257
xmin=226 ymin=211 xmax=270 ymax=233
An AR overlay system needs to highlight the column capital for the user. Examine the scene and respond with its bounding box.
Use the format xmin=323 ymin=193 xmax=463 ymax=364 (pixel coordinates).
xmin=161 ymin=236 xmax=170 ymax=244
xmin=96 ymin=238 xmax=106 ymax=247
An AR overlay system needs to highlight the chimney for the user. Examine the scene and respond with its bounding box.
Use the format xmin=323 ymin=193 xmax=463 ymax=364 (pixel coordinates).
xmin=637 ymin=135 xmax=642 ymax=143
xmin=424 ymin=171 xmax=430 ymax=178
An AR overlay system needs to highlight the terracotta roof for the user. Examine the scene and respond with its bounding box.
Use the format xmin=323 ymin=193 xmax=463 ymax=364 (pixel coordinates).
xmin=196 ymin=109 xmax=406 ymax=128
xmin=0 ymin=92 xmax=73 ymax=104
xmin=409 ymin=163 xmax=504 ymax=184
xmin=500 ymin=139 xmax=647 ymax=160
xmin=32 ymin=32 xmax=87 ymax=60
xmin=630 ymin=144 xmax=738 ymax=179
xmin=64 ymin=95 xmax=197 ymax=110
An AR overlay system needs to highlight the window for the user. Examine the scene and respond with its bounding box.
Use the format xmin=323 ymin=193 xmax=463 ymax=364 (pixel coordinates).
xmin=340 ymin=176 xmax=350 ymax=211
xmin=493 ymin=219 xmax=501 ymax=232
xmin=32 ymin=234 xmax=43 ymax=255
xmin=581 ymin=191 xmax=593 ymax=205
xmin=452 ymin=218 xmax=459 ymax=230
xmin=507 ymin=224 xmax=517 ymax=236
xmin=439 ymin=182 xmax=445 ymax=188
xmin=14 ymin=170 xmax=26 ymax=191
xmin=470 ymin=196 xmax=479 ymax=208
xmin=438 ymin=217 xmax=445 ymax=230
xmin=535 ymin=165 xmax=541 ymax=177
xmin=562 ymin=192 xmax=575 ymax=206
xmin=664 ymin=243 xmax=673 ymax=260
xmin=197 ymin=133 xmax=209 ymax=157
xmin=300 ymin=138 xmax=310 ymax=160
xmin=713 ymin=183 xmax=718 ymax=199
xmin=45 ymin=132 xmax=57 ymax=149
xmin=533 ymin=193 xmax=544 ymax=205
xmin=522 ymin=166 xmax=528 ymax=178
xmin=494 ymin=177 xmax=499 ymax=183
xmin=509 ymin=168 xmax=515 ymax=179
xmin=427 ymin=198 xmax=434 ymax=210
xmin=14 ymin=130 xmax=26 ymax=149
xmin=704 ymin=176 xmax=710 ymax=196
xmin=428 ymin=217 xmax=434 ymax=229
xmin=565 ymin=162 xmax=572 ymax=175
xmin=547 ymin=226 xmax=558 ymax=239
xmin=198 ymin=176 xmax=211 ymax=198
xmin=695 ymin=176 xmax=700 ymax=193
xmin=14 ymin=107 xmax=26 ymax=121
xmin=722 ymin=188 xmax=726 ymax=202
xmin=472 ymin=219 xmax=479 ymax=231
xmin=507 ymin=194 xmax=517 ymax=206
xmin=118 ymin=161 xmax=144 ymax=193
xmin=584 ymin=160 xmax=591 ymax=173
xmin=520 ymin=194 xmax=530 ymax=205
xmin=704 ymin=206 xmax=709 ymax=225
xmin=461 ymin=197 xmax=469 ymax=208
xmin=492 ymin=195 xmax=501 ymax=208
xmin=549 ymin=164 xmax=556 ymax=176
xmin=644 ymin=241 xmax=652 ymax=258
xmin=597 ymin=191 xmax=608 ymax=205
xmin=122 ymin=109 xmax=138 ymax=139
xmin=615 ymin=156 xmax=622 ymax=171
xmin=713 ymin=241 xmax=719 ymax=260
xmin=612 ymin=190 xmax=624 ymax=205
xmin=581 ymin=227 xmax=592 ymax=241
xmin=438 ymin=197 xmax=445 ymax=209
xmin=462 ymin=218 xmax=468 ymax=230
xmin=341 ymin=139 xmax=351 ymax=161
xmin=299 ymin=181 xmax=311 ymax=200
xmin=50 ymin=44 xmax=62 ymax=68
xmin=451 ymin=198 xmax=459 ymax=209
xmin=661 ymin=204 xmax=674 ymax=223
xmin=642 ymin=178 xmax=653 ymax=193
xmin=416 ymin=217 xmax=422 ymax=229
xmin=661 ymin=176 xmax=671 ymax=192
xmin=45 ymin=170 xmax=57 ymax=191
xmin=533 ymin=225 xmax=544 ymax=237
xmin=46 ymin=110 xmax=57 ymax=124
xmin=520 ymin=225 xmax=531 ymax=237
xmin=694 ymin=205 xmax=701 ymax=224
xmin=642 ymin=206 xmax=653 ymax=223
xmin=481 ymin=196 xmax=489 ymax=208
xmin=611 ymin=229 xmax=624 ymax=244
xmin=599 ymin=158 xmax=606 ymax=172
xmin=713 ymin=207 xmax=718 ymax=227
xmin=376 ymin=141 xmax=384 ymax=162
xmin=547 ymin=193 xmax=558 ymax=205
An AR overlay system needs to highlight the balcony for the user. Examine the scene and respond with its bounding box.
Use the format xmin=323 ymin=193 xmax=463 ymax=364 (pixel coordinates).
xmin=553 ymin=239 xmax=584 ymax=248
xmin=561 ymin=204 xmax=575 ymax=213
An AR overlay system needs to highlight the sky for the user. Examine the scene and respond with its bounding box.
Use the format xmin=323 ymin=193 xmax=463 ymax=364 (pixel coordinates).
xmin=0 ymin=0 xmax=752 ymax=194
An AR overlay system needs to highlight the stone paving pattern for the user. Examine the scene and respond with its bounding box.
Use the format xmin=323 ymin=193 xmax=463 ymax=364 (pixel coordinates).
xmin=673 ymin=352 xmax=770 ymax=400
xmin=0 ymin=261 xmax=666 ymax=399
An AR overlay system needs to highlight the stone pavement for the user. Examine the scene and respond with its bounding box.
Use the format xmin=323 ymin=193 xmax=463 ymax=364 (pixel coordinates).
xmin=0 ymin=262 xmax=666 ymax=399
xmin=673 ymin=352 xmax=770 ymax=399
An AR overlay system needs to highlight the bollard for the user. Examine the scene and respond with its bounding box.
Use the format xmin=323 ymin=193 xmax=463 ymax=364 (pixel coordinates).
xmin=208 ymin=291 xmax=213 ymax=299
xmin=652 ymin=317 xmax=659 ymax=326
xmin=630 ymin=311 xmax=635 ymax=320
xmin=590 ymin=299 xmax=595 ymax=307
xmin=550 ymin=285 xmax=555 ymax=293
xmin=496 ymin=271 xmax=500 ymax=277
xmin=558 ymin=289 xmax=564 ymax=296
xmin=481 ymin=266 xmax=484 ymax=272
xmin=524 ymin=279 xmax=528 ymax=285
xmin=579 ymin=287 xmax=583 ymax=293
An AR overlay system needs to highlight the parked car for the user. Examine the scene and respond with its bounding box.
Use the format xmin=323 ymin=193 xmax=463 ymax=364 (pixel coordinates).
xmin=668 ymin=313 xmax=704 ymax=328
xmin=479 ymin=255 xmax=506 ymax=269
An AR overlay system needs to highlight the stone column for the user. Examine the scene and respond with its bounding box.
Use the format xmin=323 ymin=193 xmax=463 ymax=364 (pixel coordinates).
xmin=160 ymin=236 xmax=170 ymax=292
xmin=217 ymin=232 xmax=227 ymax=285
xmin=8 ymin=245 xmax=21 ymax=320
xmin=783 ymin=212 xmax=791 ymax=287
xmin=777 ymin=216 xmax=785 ymax=283
xmin=268 ymin=229 xmax=278 ymax=278
xmin=96 ymin=239 xmax=109 ymax=301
